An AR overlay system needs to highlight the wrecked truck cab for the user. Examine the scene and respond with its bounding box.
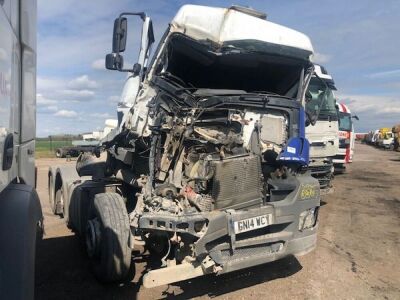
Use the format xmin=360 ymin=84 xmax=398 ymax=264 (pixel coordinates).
xmin=51 ymin=5 xmax=320 ymax=288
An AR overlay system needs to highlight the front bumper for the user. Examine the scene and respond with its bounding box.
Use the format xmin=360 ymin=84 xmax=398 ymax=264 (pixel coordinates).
xmin=194 ymin=174 xmax=320 ymax=274
xmin=140 ymin=174 xmax=320 ymax=287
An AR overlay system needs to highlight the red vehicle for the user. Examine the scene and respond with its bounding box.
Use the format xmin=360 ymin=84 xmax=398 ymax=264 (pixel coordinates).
xmin=333 ymin=103 xmax=357 ymax=173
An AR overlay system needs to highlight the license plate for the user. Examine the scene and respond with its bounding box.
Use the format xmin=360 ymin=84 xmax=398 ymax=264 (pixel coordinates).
xmin=234 ymin=214 xmax=272 ymax=234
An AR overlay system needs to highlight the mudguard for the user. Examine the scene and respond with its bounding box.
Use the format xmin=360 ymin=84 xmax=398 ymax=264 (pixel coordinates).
xmin=0 ymin=184 xmax=43 ymax=300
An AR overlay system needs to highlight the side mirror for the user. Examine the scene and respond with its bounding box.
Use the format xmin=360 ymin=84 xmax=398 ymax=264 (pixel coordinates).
xmin=105 ymin=53 xmax=124 ymax=70
xmin=352 ymin=115 xmax=359 ymax=121
xmin=112 ymin=17 xmax=127 ymax=53
xmin=132 ymin=63 xmax=141 ymax=75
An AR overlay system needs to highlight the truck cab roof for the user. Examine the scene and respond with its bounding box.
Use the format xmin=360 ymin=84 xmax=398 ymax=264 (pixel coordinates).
xmin=171 ymin=5 xmax=314 ymax=59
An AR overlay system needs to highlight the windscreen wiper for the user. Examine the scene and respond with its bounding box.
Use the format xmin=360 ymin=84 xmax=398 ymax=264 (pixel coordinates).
xmin=247 ymin=91 xmax=294 ymax=100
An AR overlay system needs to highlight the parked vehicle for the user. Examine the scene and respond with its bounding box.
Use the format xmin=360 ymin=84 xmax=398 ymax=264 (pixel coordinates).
xmin=55 ymin=119 xmax=117 ymax=158
xmin=305 ymin=64 xmax=339 ymax=190
xmin=377 ymin=128 xmax=394 ymax=149
xmin=333 ymin=103 xmax=355 ymax=173
xmin=0 ymin=1 xmax=42 ymax=299
xmin=49 ymin=5 xmax=320 ymax=288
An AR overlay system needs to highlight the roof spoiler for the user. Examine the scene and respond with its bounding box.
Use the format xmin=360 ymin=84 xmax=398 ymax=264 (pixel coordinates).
xmin=230 ymin=5 xmax=267 ymax=20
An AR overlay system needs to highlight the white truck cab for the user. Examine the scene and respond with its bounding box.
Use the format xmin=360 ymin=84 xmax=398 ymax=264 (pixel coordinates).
xmin=333 ymin=103 xmax=355 ymax=172
xmin=49 ymin=5 xmax=321 ymax=288
xmin=305 ymin=64 xmax=339 ymax=190
xmin=0 ymin=1 xmax=42 ymax=299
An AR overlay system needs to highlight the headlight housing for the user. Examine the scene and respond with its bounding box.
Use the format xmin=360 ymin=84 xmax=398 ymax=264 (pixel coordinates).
xmin=298 ymin=207 xmax=318 ymax=231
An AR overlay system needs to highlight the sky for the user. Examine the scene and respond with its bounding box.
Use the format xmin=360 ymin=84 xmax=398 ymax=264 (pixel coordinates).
xmin=36 ymin=0 xmax=400 ymax=136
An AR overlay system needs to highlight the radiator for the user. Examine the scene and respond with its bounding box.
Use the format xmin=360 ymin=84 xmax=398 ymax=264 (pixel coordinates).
xmin=212 ymin=155 xmax=263 ymax=209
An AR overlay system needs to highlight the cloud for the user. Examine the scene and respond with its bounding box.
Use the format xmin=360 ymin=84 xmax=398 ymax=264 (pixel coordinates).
xmin=91 ymin=59 xmax=105 ymax=70
xmin=90 ymin=112 xmax=113 ymax=118
xmin=311 ymin=52 xmax=331 ymax=64
xmin=67 ymin=75 xmax=98 ymax=89
xmin=37 ymin=77 xmax=65 ymax=91
xmin=366 ymin=69 xmax=400 ymax=79
xmin=37 ymin=105 xmax=58 ymax=114
xmin=60 ymin=89 xmax=95 ymax=100
xmin=338 ymin=94 xmax=399 ymax=114
xmin=46 ymin=105 xmax=59 ymax=112
xmin=54 ymin=110 xmax=78 ymax=118
xmin=108 ymin=95 xmax=120 ymax=102
xmin=36 ymin=93 xmax=57 ymax=105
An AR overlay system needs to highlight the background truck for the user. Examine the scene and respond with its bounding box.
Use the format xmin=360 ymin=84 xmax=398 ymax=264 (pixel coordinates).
xmin=0 ymin=1 xmax=42 ymax=299
xmin=305 ymin=64 xmax=339 ymax=191
xmin=333 ymin=103 xmax=356 ymax=173
xmin=49 ymin=5 xmax=320 ymax=288
xmin=55 ymin=119 xmax=117 ymax=158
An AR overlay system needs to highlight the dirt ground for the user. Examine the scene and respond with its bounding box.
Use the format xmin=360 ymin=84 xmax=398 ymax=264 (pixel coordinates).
xmin=34 ymin=143 xmax=400 ymax=300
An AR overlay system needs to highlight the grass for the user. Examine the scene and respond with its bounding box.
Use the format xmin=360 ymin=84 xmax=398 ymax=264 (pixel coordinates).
xmin=35 ymin=140 xmax=72 ymax=158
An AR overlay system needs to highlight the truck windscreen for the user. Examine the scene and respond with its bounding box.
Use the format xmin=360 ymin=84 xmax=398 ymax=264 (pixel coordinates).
xmin=338 ymin=112 xmax=352 ymax=131
xmin=306 ymin=77 xmax=338 ymax=121
xmin=157 ymin=34 xmax=309 ymax=98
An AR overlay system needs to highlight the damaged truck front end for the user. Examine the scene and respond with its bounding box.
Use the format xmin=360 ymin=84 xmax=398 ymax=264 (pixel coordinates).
xmin=71 ymin=5 xmax=320 ymax=287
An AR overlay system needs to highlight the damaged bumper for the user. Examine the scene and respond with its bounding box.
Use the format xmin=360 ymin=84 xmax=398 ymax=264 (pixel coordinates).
xmin=142 ymin=175 xmax=319 ymax=287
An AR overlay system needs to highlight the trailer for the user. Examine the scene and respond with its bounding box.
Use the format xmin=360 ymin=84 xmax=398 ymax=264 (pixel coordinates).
xmin=0 ymin=1 xmax=42 ymax=299
xmin=55 ymin=119 xmax=118 ymax=158
xmin=49 ymin=5 xmax=320 ymax=288
xmin=55 ymin=141 xmax=99 ymax=158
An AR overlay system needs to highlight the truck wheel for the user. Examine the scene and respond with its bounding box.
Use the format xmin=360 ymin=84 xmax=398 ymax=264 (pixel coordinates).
xmin=49 ymin=175 xmax=56 ymax=214
xmin=86 ymin=193 xmax=132 ymax=283
xmin=55 ymin=189 xmax=64 ymax=216
xmin=55 ymin=148 xmax=64 ymax=158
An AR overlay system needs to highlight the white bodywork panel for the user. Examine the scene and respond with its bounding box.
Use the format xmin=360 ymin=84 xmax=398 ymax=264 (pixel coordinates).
xmin=0 ymin=1 xmax=20 ymax=192
xmin=306 ymin=121 xmax=339 ymax=159
xmin=171 ymin=5 xmax=313 ymax=53
xmin=0 ymin=0 xmax=36 ymax=192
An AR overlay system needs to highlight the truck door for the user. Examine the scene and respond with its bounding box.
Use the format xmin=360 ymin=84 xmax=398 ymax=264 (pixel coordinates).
xmin=114 ymin=15 xmax=155 ymax=126
xmin=18 ymin=0 xmax=36 ymax=187
xmin=0 ymin=0 xmax=20 ymax=192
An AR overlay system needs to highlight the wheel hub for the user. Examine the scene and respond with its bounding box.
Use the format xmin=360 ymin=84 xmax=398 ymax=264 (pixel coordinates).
xmin=86 ymin=218 xmax=101 ymax=258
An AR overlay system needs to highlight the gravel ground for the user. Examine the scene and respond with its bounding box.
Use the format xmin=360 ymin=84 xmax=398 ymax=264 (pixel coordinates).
xmin=34 ymin=143 xmax=400 ymax=299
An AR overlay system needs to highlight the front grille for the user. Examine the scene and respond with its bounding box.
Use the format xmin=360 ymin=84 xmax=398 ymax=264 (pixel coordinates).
xmin=308 ymin=164 xmax=332 ymax=188
xmin=308 ymin=164 xmax=332 ymax=174
xmin=212 ymin=155 xmax=262 ymax=209
xmin=333 ymin=154 xmax=346 ymax=160
xmin=317 ymin=178 xmax=331 ymax=188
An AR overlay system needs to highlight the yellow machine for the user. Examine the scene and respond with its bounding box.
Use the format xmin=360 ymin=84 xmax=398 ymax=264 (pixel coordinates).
xmin=377 ymin=127 xmax=393 ymax=149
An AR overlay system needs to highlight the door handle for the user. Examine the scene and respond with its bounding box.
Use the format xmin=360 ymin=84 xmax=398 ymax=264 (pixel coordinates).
xmin=2 ymin=133 xmax=14 ymax=171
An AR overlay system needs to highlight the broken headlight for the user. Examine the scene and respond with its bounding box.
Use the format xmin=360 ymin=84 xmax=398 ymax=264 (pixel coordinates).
xmin=298 ymin=207 xmax=318 ymax=231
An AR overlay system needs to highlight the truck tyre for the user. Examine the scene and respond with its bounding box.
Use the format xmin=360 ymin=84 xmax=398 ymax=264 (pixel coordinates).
xmin=56 ymin=148 xmax=64 ymax=158
xmin=49 ymin=175 xmax=56 ymax=214
xmin=55 ymin=189 xmax=64 ymax=216
xmin=86 ymin=193 xmax=132 ymax=283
